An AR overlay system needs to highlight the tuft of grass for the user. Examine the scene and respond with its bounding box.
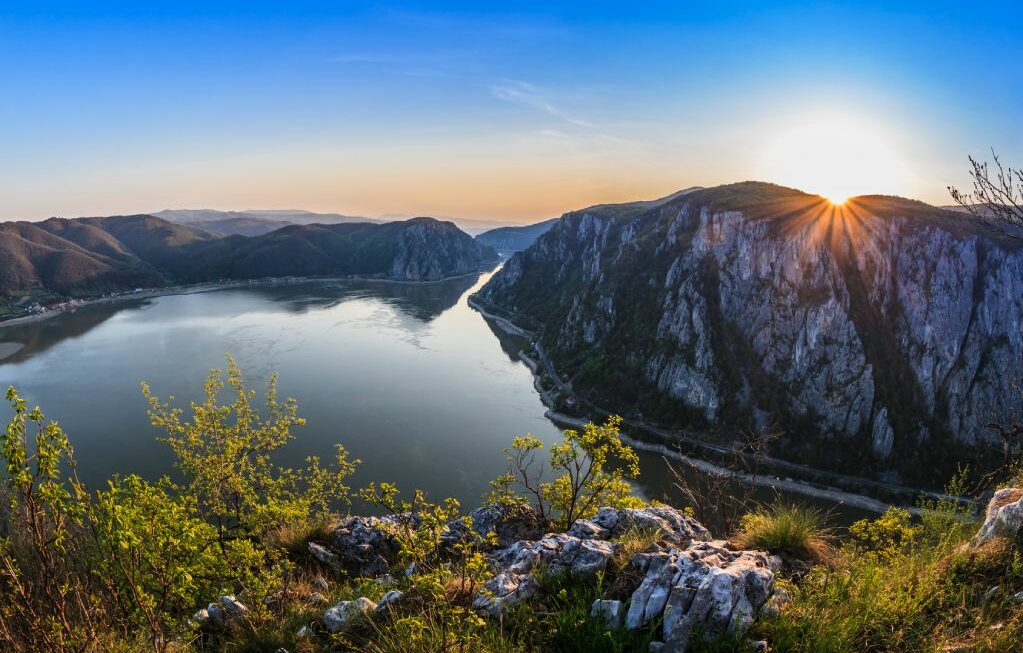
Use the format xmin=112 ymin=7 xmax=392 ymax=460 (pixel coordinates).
xmin=508 ymin=571 xmax=658 ymax=653
xmin=734 ymin=502 xmax=832 ymax=562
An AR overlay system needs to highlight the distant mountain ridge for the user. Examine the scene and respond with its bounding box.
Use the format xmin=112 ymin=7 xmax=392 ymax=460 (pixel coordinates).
xmin=153 ymin=209 xmax=378 ymax=237
xmin=475 ymin=218 xmax=560 ymax=253
xmin=475 ymin=182 xmax=1023 ymax=487
xmin=0 ymin=214 xmax=497 ymax=312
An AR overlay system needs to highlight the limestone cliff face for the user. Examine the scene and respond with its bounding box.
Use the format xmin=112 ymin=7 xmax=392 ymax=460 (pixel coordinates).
xmin=388 ymin=218 xmax=499 ymax=281
xmin=476 ymin=183 xmax=1023 ymax=484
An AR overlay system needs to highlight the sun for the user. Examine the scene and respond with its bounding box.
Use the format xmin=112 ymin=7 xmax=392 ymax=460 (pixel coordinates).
xmin=759 ymin=114 xmax=910 ymax=203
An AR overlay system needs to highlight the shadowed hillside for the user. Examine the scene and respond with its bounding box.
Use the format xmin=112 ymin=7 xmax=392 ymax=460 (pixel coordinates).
xmin=0 ymin=214 xmax=498 ymax=313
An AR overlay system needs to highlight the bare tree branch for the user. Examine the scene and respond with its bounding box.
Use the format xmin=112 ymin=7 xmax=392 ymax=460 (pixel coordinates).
xmin=948 ymin=149 xmax=1023 ymax=237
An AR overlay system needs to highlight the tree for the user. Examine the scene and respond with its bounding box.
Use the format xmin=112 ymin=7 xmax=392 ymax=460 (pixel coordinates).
xmin=948 ymin=149 xmax=1023 ymax=234
xmin=142 ymin=356 xmax=358 ymax=549
xmin=489 ymin=416 xmax=642 ymax=531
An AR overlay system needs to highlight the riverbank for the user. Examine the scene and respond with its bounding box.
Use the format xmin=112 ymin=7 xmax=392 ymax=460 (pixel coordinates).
xmin=467 ymin=294 xmax=969 ymax=515
xmin=0 ymin=269 xmax=494 ymax=331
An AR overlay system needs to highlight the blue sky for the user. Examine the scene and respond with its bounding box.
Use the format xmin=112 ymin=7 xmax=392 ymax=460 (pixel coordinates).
xmin=1 ymin=1 xmax=1021 ymax=222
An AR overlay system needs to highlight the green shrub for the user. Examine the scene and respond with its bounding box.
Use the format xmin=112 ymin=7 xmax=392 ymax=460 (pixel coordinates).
xmin=488 ymin=416 xmax=643 ymax=531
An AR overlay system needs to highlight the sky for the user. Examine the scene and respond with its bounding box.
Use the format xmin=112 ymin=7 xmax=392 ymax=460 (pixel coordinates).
xmin=1 ymin=1 xmax=1021 ymax=224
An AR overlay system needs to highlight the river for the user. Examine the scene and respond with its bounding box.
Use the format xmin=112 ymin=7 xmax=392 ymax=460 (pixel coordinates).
xmin=0 ymin=270 xmax=870 ymax=527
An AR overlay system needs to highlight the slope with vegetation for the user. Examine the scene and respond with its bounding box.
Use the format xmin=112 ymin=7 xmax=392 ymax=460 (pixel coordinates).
xmin=1 ymin=361 xmax=1022 ymax=653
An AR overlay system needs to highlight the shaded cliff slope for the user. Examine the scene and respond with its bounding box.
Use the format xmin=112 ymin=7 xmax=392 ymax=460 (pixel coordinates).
xmin=1 ymin=214 xmax=497 ymax=303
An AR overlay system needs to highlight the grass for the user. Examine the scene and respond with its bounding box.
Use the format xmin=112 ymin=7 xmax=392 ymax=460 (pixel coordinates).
xmin=749 ymin=516 xmax=1023 ymax=653
xmin=733 ymin=502 xmax=833 ymax=563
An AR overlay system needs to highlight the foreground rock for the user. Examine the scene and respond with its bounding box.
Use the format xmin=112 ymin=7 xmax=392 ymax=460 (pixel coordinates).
xmin=473 ymin=533 xmax=617 ymax=617
xmin=626 ymin=541 xmax=776 ymax=651
xmin=472 ymin=504 xmax=777 ymax=652
xmin=323 ymin=597 xmax=377 ymax=633
xmin=193 ymin=595 xmax=249 ymax=629
xmin=569 ymin=506 xmax=710 ymax=545
xmin=298 ymin=504 xmax=778 ymax=650
xmin=323 ymin=515 xmax=404 ymax=577
xmin=445 ymin=503 xmax=545 ymax=549
xmin=975 ymin=488 xmax=1023 ymax=544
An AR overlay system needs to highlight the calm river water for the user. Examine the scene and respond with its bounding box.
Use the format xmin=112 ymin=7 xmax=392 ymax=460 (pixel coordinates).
xmin=0 ymin=271 xmax=867 ymax=525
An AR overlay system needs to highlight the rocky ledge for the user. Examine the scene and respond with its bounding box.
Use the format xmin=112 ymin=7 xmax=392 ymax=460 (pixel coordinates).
xmin=198 ymin=503 xmax=779 ymax=653
xmin=195 ymin=490 xmax=1023 ymax=652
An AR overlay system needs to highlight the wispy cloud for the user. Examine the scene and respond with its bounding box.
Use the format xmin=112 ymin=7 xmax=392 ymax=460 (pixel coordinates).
xmin=490 ymin=80 xmax=595 ymax=128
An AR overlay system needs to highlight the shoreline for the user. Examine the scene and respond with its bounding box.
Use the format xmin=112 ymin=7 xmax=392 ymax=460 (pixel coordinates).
xmin=467 ymin=294 xmax=967 ymax=515
xmin=0 ymin=269 xmax=493 ymax=331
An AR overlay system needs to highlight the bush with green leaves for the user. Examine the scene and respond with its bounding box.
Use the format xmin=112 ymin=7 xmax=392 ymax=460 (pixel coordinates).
xmin=488 ymin=416 xmax=643 ymax=531
xmin=0 ymin=387 xmax=101 ymax=653
xmin=142 ymin=357 xmax=358 ymax=546
xmin=0 ymin=357 xmax=360 ymax=652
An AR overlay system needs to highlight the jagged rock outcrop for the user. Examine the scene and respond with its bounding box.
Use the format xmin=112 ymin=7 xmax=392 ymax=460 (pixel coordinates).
xmin=323 ymin=515 xmax=404 ymax=577
xmin=568 ymin=505 xmax=711 ymax=544
xmin=975 ymin=487 xmax=1023 ymax=544
xmin=470 ymin=505 xmax=778 ymax=652
xmin=388 ymin=217 xmax=499 ymax=280
xmin=625 ymin=541 xmax=776 ymax=651
xmin=444 ymin=503 xmax=546 ymax=549
xmin=476 ymin=183 xmax=1023 ymax=485
xmin=199 ymin=504 xmax=777 ymax=651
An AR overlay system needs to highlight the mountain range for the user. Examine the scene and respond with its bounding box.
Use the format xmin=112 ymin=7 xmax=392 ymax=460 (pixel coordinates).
xmin=153 ymin=209 xmax=377 ymax=237
xmin=0 ymin=214 xmax=497 ymax=312
xmin=475 ymin=182 xmax=1023 ymax=487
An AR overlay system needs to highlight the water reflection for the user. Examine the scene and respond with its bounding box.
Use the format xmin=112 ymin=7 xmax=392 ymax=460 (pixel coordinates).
xmin=0 ymin=271 xmax=566 ymax=510
xmin=0 ymin=271 xmax=869 ymax=525
xmin=0 ymin=275 xmax=479 ymax=366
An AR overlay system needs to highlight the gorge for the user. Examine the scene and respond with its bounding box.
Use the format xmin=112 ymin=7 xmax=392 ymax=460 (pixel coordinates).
xmin=475 ymin=182 xmax=1023 ymax=488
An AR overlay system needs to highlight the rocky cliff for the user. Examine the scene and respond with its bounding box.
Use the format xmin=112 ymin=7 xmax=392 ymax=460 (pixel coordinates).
xmin=475 ymin=182 xmax=1023 ymax=486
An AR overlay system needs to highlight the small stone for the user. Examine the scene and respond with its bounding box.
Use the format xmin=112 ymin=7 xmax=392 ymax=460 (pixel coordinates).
xmin=207 ymin=602 xmax=224 ymax=623
xmin=296 ymin=625 xmax=312 ymax=638
xmin=590 ymin=599 xmax=625 ymax=628
xmin=191 ymin=607 xmax=209 ymax=625
xmin=218 ymin=595 xmax=248 ymax=616
xmin=568 ymin=519 xmax=608 ymax=540
xmin=313 ymin=575 xmax=330 ymax=592
xmin=323 ymin=597 xmax=377 ymax=633
xmin=473 ymin=572 xmax=538 ymax=618
xmin=748 ymin=640 xmax=769 ymax=652
xmin=376 ymin=590 xmax=404 ymax=615
xmin=1011 ymin=590 xmax=1023 ymax=604
xmin=308 ymin=542 xmax=342 ymax=570
xmin=983 ymin=586 xmax=999 ymax=602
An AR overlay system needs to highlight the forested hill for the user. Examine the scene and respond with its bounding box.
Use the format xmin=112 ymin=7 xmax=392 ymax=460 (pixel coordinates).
xmin=0 ymin=214 xmax=497 ymax=309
